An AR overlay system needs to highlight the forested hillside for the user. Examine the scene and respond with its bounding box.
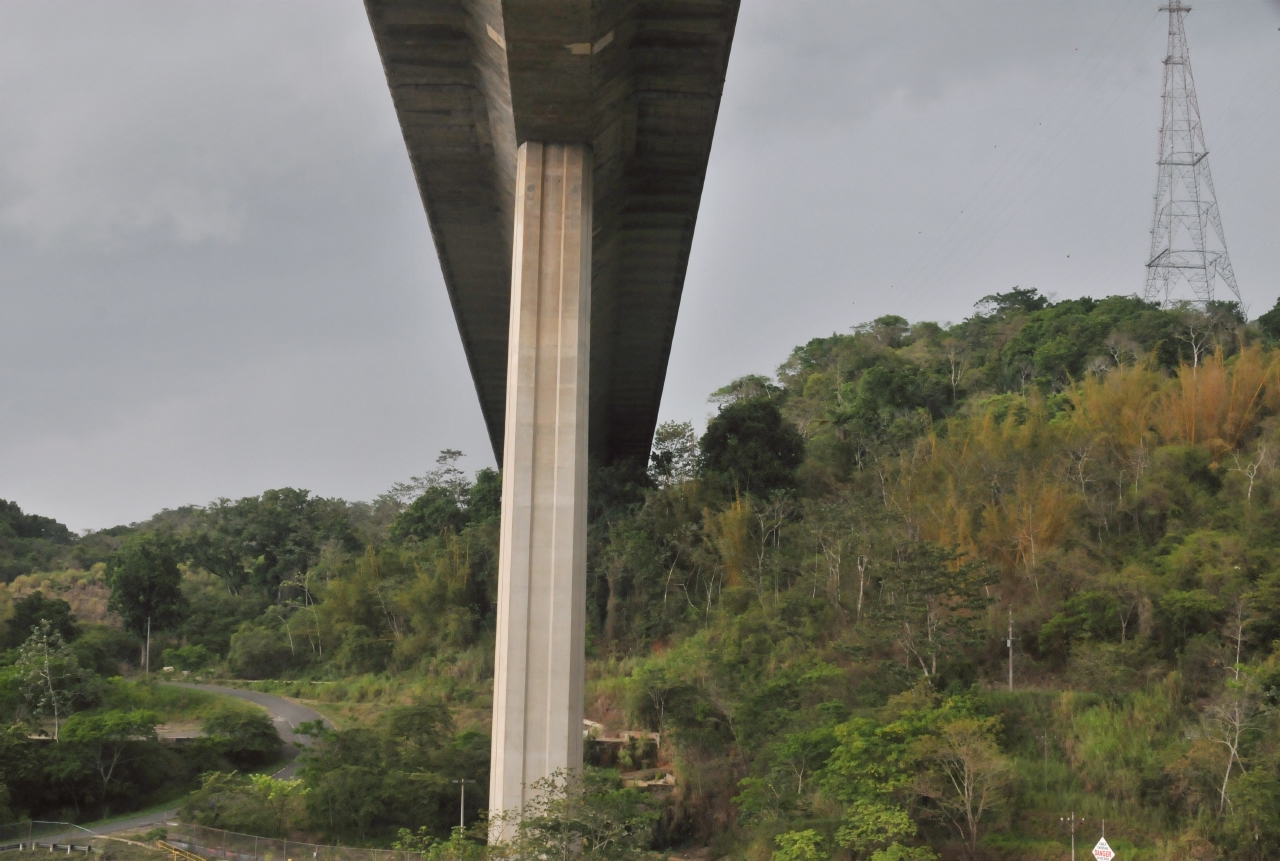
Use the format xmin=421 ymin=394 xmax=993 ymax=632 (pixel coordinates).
xmin=0 ymin=500 xmax=76 ymax=581
xmin=7 ymin=290 xmax=1280 ymax=860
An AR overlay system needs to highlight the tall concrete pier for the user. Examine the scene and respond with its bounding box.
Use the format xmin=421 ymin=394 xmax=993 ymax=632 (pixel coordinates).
xmin=491 ymin=142 xmax=592 ymax=811
xmin=364 ymin=0 xmax=739 ymax=820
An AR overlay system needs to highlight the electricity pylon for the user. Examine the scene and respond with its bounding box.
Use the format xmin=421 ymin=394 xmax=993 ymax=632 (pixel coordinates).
xmin=1144 ymin=1 xmax=1240 ymax=307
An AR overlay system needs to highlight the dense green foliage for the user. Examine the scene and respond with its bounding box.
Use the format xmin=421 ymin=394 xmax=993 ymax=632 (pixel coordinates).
xmin=11 ymin=291 xmax=1280 ymax=858
xmin=700 ymin=399 xmax=806 ymax=495
xmin=298 ymin=705 xmax=486 ymax=842
xmin=201 ymin=703 xmax=284 ymax=770
xmin=0 ymin=500 xmax=75 ymax=582
xmin=487 ymin=769 xmax=661 ymax=861
xmin=0 ymin=501 xmax=132 ymax=583
xmin=106 ymin=534 xmax=186 ymax=638
xmin=2 ymin=591 xmax=80 ymax=649
xmin=0 ymin=669 xmax=269 ymax=820
xmin=181 ymin=702 xmax=488 ymax=844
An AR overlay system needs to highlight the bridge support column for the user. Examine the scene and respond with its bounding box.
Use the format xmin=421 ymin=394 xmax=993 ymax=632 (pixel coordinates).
xmin=489 ymin=141 xmax=592 ymax=827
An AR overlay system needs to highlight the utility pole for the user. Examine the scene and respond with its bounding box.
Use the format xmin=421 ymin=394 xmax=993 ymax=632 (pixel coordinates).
xmin=1061 ymin=812 xmax=1084 ymax=861
xmin=1041 ymin=731 xmax=1051 ymax=792
xmin=1006 ymin=609 xmax=1016 ymax=691
xmin=145 ymin=616 xmax=151 ymax=677
xmin=1144 ymin=0 xmax=1240 ymax=306
xmin=452 ymin=778 xmax=476 ymax=830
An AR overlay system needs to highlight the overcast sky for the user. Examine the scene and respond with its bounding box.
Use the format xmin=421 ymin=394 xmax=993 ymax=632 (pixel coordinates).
xmin=2 ymin=0 xmax=1278 ymax=532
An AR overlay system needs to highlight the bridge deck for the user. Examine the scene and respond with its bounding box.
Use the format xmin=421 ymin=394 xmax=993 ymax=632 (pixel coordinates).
xmin=365 ymin=0 xmax=739 ymax=464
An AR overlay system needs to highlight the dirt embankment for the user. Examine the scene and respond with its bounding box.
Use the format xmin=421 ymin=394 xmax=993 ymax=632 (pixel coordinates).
xmin=2 ymin=564 xmax=117 ymax=626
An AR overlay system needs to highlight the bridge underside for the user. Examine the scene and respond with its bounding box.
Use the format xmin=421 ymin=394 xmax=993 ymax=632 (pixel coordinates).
xmin=365 ymin=0 xmax=738 ymax=822
xmin=365 ymin=0 xmax=739 ymax=466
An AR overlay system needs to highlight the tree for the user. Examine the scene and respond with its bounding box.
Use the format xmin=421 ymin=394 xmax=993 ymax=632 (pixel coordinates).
xmin=161 ymin=643 xmax=213 ymax=672
xmin=395 ymin=825 xmax=486 ymax=861
xmin=1156 ymin=589 xmax=1224 ymax=655
xmin=942 ymin=338 xmax=967 ymax=402
xmin=820 ymin=692 xmax=938 ymax=861
xmin=202 ymin=703 xmax=283 ymax=769
xmin=186 ymin=488 xmax=358 ymax=596
xmin=701 ymin=399 xmax=805 ymax=495
xmin=391 ymin=486 xmax=469 ymax=541
xmin=0 ymin=500 xmax=76 ymax=581
xmin=293 ymin=705 xmax=485 ymax=843
xmin=0 ymin=499 xmax=74 ymax=543
xmin=1037 ymin=590 xmax=1123 ymax=658
xmin=1202 ymin=672 xmax=1266 ymax=815
xmin=1218 ymin=766 xmax=1280 ymax=860
xmin=490 ymin=769 xmax=658 ymax=861
xmin=307 ymin=763 xmax=389 ymax=840
xmin=380 ymin=701 xmax=453 ymax=766
xmin=180 ymin=771 xmax=307 ymax=837
xmin=3 ymin=591 xmax=79 ymax=649
xmin=773 ymin=829 xmax=825 ymax=861
xmin=708 ymin=374 xmax=781 ymax=406
xmin=821 ymin=690 xmax=1006 ymax=860
xmin=389 ymin=454 xmax=502 ymax=540
xmin=468 ymin=468 xmax=503 ymax=523
xmin=60 ymin=709 xmax=159 ymax=806
xmin=106 ymin=533 xmax=186 ymax=640
xmin=385 ymin=450 xmax=471 ymax=507
xmin=835 ymin=801 xmax=935 ymax=861
xmin=248 ymin=774 xmax=309 ymax=836
xmin=0 ymin=724 xmax=47 ymax=820
xmin=15 ymin=621 xmax=87 ymax=741
xmin=915 ymin=716 xmax=1011 ymax=856
xmin=874 ymin=544 xmax=994 ymax=679
xmin=975 ymin=288 xmax=1049 ymax=315
xmin=1257 ymin=296 xmax=1280 ymax=341
xmin=227 ymin=624 xmax=293 ymax=680
xmin=649 ymin=421 xmax=699 ymax=488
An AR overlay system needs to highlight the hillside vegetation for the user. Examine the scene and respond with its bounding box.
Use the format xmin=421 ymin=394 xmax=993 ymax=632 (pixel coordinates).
xmin=7 ymin=290 xmax=1280 ymax=860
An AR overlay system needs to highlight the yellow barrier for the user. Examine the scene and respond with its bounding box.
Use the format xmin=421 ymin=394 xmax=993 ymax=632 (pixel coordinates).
xmin=157 ymin=841 xmax=205 ymax=861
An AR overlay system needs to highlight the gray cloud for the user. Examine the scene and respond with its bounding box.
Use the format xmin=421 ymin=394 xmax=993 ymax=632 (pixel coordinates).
xmin=2 ymin=0 xmax=1277 ymax=530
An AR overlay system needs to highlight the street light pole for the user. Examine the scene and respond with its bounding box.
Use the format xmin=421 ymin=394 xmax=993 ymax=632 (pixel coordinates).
xmin=452 ymin=779 xmax=476 ymax=830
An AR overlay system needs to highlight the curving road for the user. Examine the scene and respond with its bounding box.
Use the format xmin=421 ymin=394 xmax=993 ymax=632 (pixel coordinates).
xmin=164 ymin=682 xmax=334 ymax=779
xmin=68 ymin=684 xmax=334 ymax=838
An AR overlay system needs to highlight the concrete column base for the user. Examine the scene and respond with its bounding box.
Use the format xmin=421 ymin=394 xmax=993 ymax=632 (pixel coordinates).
xmin=488 ymin=141 xmax=592 ymax=828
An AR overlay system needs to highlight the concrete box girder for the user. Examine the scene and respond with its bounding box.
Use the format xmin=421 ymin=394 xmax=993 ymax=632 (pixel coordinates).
xmin=365 ymin=0 xmax=739 ymax=466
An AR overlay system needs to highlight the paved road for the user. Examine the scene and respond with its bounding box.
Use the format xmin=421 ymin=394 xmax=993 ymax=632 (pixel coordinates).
xmin=164 ymin=682 xmax=333 ymax=779
xmin=47 ymin=684 xmax=335 ymax=839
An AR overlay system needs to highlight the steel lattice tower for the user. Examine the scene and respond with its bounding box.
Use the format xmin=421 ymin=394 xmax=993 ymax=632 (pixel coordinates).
xmin=1144 ymin=1 xmax=1240 ymax=307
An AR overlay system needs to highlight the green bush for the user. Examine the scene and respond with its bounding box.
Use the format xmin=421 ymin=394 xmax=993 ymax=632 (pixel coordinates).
xmin=162 ymin=643 xmax=213 ymax=671
xmin=334 ymin=625 xmax=392 ymax=675
xmin=227 ymin=625 xmax=293 ymax=679
xmin=201 ymin=703 xmax=283 ymax=770
xmin=71 ymin=625 xmax=140 ymax=676
xmin=3 ymin=591 xmax=79 ymax=649
xmin=700 ymin=398 xmax=805 ymax=495
xmin=180 ymin=772 xmax=305 ymax=837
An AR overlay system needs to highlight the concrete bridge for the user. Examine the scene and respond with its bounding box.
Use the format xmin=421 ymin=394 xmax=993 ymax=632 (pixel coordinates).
xmin=364 ymin=0 xmax=740 ymax=822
